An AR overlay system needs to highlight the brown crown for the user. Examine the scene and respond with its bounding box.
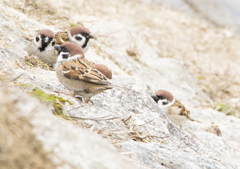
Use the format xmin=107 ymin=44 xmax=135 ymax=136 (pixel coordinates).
xmin=70 ymin=26 xmax=91 ymax=36
xmin=61 ymin=42 xmax=85 ymax=57
xmin=155 ymin=90 xmax=175 ymax=102
xmin=38 ymin=29 xmax=54 ymax=38
xmin=94 ymin=64 xmax=112 ymax=79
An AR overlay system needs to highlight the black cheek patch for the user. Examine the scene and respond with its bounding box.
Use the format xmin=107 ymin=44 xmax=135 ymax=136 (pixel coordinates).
xmin=36 ymin=36 xmax=40 ymax=42
xmin=75 ymin=36 xmax=82 ymax=41
xmin=39 ymin=35 xmax=53 ymax=52
xmin=82 ymin=36 xmax=89 ymax=48
xmin=62 ymin=54 xmax=69 ymax=59
xmin=52 ymin=41 xmax=55 ymax=46
xmin=162 ymin=102 xmax=168 ymax=105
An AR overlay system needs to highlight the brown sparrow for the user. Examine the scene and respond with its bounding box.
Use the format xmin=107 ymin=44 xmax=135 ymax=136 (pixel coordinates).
xmin=54 ymin=26 xmax=94 ymax=53
xmin=94 ymin=64 xmax=112 ymax=79
xmin=151 ymin=90 xmax=200 ymax=127
xmin=27 ymin=29 xmax=57 ymax=67
xmin=54 ymin=42 xmax=122 ymax=102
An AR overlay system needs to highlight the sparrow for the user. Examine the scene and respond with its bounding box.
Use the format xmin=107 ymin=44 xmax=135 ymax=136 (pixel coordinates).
xmin=27 ymin=29 xmax=57 ymax=67
xmin=94 ymin=64 xmax=112 ymax=79
xmin=54 ymin=26 xmax=94 ymax=53
xmin=54 ymin=42 xmax=122 ymax=102
xmin=151 ymin=90 xmax=201 ymax=127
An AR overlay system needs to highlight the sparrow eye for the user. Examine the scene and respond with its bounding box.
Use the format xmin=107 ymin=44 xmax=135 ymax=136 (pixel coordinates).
xmin=61 ymin=47 xmax=68 ymax=52
xmin=36 ymin=36 xmax=40 ymax=42
xmin=52 ymin=41 xmax=55 ymax=46
xmin=158 ymin=96 xmax=165 ymax=100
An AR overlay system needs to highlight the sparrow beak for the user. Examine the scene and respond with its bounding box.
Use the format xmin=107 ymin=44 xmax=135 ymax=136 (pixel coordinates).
xmin=54 ymin=45 xmax=61 ymax=52
xmin=151 ymin=94 xmax=158 ymax=103
xmin=88 ymin=34 xmax=94 ymax=39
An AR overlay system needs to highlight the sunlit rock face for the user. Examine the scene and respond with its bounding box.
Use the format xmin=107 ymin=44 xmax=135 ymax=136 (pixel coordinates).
xmin=1 ymin=1 xmax=240 ymax=169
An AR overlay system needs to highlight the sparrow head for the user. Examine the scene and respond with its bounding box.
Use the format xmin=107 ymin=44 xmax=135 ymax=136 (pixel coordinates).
xmin=34 ymin=29 xmax=55 ymax=52
xmin=151 ymin=90 xmax=175 ymax=106
xmin=55 ymin=42 xmax=84 ymax=62
xmin=94 ymin=64 xmax=112 ymax=79
xmin=69 ymin=26 xmax=94 ymax=48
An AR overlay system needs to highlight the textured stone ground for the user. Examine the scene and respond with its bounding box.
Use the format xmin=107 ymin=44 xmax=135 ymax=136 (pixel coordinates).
xmin=1 ymin=0 xmax=240 ymax=168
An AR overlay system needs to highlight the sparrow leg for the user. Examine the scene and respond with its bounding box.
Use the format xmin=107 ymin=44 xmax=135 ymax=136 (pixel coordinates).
xmin=85 ymin=97 xmax=94 ymax=105
xmin=71 ymin=90 xmax=83 ymax=102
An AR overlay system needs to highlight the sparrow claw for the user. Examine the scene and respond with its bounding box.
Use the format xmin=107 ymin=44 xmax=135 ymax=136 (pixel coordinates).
xmin=85 ymin=97 xmax=94 ymax=105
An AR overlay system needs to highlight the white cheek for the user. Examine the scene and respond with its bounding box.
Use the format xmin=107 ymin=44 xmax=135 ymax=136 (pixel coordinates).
xmin=45 ymin=39 xmax=55 ymax=50
xmin=157 ymin=100 xmax=164 ymax=107
xmin=33 ymin=35 xmax=42 ymax=47
xmin=157 ymin=99 xmax=168 ymax=107
xmin=158 ymin=99 xmax=171 ymax=114
xmin=162 ymin=99 xmax=169 ymax=105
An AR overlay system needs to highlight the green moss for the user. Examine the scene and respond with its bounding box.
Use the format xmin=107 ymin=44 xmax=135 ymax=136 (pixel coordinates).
xmin=26 ymin=61 xmax=33 ymax=67
xmin=70 ymin=21 xmax=77 ymax=28
xmin=214 ymin=101 xmax=239 ymax=117
xmin=20 ymin=83 xmax=73 ymax=119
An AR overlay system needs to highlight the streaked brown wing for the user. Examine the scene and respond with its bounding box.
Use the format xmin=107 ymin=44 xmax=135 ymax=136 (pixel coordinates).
xmin=61 ymin=58 xmax=110 ymax=85
xmin=174 ymin=99 xmax=190 ymax=116
xmin=55 ymin=31 xmax=70 ymax=45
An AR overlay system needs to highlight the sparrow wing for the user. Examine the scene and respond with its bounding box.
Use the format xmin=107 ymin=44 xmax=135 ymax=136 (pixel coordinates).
xmin=61 ymin=58 xmax=110 ymax=85
xmin=174 ymin=99 xmax=190 ymax=116
xmin=174 ymin=99 xmax=201 ymax=123
xmin=55 ymin=31 xmax=70 ymax=45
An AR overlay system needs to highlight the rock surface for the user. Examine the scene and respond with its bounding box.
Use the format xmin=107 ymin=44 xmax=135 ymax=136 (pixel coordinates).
xmin=184 ymin=0 xmax=240 ymax=33
xmin=1 ymin=0 xmax=240 ymax=169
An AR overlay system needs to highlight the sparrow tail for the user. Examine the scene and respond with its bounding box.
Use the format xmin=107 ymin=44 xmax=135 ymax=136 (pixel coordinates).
xmin=108 ymin=85 xmax=130 ymax=90
xmin=188 ymin=117 xmax=202 ymax=123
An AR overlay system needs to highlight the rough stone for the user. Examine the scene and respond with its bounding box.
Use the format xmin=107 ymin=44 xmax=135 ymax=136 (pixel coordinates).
xmin=1 ymin=1 xmax=240 ymax=169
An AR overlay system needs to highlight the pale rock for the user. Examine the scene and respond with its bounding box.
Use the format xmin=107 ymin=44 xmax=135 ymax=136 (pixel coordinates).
xmin=0 ymin=2 xmax=240 ymax=169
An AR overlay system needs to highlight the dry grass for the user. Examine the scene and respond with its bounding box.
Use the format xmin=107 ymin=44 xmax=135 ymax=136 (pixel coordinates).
xmin=24 ymin=55 xmax=54 ymax=70
xmin=5 ymin=0 xmax=240 ymax=116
